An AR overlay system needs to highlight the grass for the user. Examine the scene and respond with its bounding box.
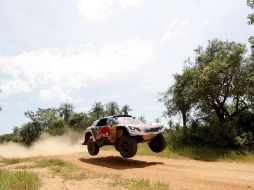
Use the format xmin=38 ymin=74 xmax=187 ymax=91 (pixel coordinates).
xmin=167 ymin=144 xmax=254 ymax=162
xmin=0 ymin=169 xmax=40 ymax=190
xmin=14 ymin=164 xmax=35 ymax=169
xmin=130 ymin=179 xmax=169 ymax=190
xmin=35 ymin=159 xmax=90 ymax=180
xmin=102 ymin=142 xmax=254 ymax=162
xmin=111 ymin=178 xmax=170 ymax=190
xmin=35 ymin=159 xmax=73 ymax=168
xmin=0 ymin=158 xmax=32 ymax=166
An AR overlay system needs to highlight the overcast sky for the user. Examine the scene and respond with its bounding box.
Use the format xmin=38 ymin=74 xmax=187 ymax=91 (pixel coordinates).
xmin=0 ymin=0 xmax=253 ymax=134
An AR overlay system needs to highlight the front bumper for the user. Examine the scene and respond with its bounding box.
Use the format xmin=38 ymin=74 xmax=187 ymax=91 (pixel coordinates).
xmin=127 ymin=127 xmax=165 ymax=136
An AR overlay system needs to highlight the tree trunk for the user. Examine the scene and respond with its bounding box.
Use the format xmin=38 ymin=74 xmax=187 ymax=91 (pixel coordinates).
xmin=182 ymin=112 xmax=187 ymax=136
xmin=212 ymin=103 xmax=226 ymax=124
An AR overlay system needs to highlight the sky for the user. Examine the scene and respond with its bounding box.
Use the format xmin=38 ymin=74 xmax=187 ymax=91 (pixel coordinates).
xmin=0 ymin=0 xmax=253 ymax=134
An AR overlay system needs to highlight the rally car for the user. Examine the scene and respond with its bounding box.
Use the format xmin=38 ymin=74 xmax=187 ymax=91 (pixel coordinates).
xmin=82 ymin=115 xmax=166 ymax=158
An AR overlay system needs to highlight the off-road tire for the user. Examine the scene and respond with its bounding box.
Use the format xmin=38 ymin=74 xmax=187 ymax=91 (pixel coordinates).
xmin=114 ymin=140 xmax=119 ymax=151
xmin=87 ymin=138 xmax=99 ymax=156
xmin=148 ymin=134 xmax=166 ymax=153
xmin=118 ymin=135 xmax=137 ymax=158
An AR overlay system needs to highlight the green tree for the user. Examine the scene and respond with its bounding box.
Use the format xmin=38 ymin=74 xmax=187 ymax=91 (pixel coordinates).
xmin=192 ymin=40 xmax=253 ymax=124
xmin=89 ymin=102 xmax=105 ymax=119
xmin=161 ymin=40 xmax=254 ymax=147
xmin=105 ymin=101 xmax=120 ymax=116
xmin=19 ymin=122 xmax=42 ymax=145
xmin=121 ymin=104 xmax=132 ymax=115
xmin=247 ymin=0 xmax=254 ymax=24
xmin=159 ymin=68 xmax=195 ymax=128
xmin=69 ymin=112 xmax=89 ymax=131
xmin=58 ymin=103 xmax=74 ymax=124
xmin=47 ymin=119 xmax=66 ymax=136
xmin=25 ymin=108 xmax=58 ymax=129
xmin=247 ymin=0 xmax=254 ymax=47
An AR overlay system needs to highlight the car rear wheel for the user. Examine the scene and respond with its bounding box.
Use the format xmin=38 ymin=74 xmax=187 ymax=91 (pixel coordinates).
xmin=118 ymin=135 xmax=137 ymax=158
xmin=87 ymin=138 xmax=99 ymax=156
xmin=148 ymin=134 xmax=166 ymax=153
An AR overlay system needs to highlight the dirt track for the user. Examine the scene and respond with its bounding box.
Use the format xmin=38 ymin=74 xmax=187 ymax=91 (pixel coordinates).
xmin=55 ymin=150 xmax=254 ymax=190
xmin=1 ymin=150 xmax=254 ymax=190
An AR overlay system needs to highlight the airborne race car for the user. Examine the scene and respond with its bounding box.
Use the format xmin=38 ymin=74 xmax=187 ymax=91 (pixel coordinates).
xmin=82 ymin=115 xmax=166 ymax=158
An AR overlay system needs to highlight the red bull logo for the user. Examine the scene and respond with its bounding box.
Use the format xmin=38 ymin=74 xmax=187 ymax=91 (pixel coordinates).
xmin=98 ymin=126 xmax=111 ymax=137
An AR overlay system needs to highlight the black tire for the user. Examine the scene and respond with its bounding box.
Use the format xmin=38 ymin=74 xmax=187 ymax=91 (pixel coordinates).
xmin=118 ymin=135 xmax=137 ymax=158
xmin=114 ymin=141 xmax=119 ymax=151
xmin=87 ymin=138 xmax=99 ymax=156
xmin=148 ymin=134 xmax=166 ymax=153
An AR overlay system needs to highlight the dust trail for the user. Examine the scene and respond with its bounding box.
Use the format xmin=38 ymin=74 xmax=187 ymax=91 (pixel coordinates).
xmin=0 ymin=132 xmax=86 ymax=158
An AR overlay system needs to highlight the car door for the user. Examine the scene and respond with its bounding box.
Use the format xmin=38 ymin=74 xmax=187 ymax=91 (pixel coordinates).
xmin=106 ymin=118 xmax=118 ymax=142
xmin=96 ymin=118 xmax=111 ymax=138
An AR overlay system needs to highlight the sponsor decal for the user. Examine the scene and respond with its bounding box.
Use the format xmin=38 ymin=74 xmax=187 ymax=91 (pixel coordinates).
xmin=98 ymin=126 xmax=112 ymax=137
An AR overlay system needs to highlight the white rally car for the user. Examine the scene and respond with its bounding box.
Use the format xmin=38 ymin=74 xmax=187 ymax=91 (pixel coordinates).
xmin=82 ymin=115 xmax=166 ymax=158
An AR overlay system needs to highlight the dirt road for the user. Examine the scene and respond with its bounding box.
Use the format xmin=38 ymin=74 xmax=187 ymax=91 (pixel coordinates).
xmin=1 ymin=150 xmax=254 ymax=190
xmin=54 ymin=150 xmax=254 ymax=190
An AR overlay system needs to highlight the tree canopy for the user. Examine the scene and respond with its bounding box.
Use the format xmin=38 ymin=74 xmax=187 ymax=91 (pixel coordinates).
xmin=160 ymin=40 xmax=254 ymax=147
xmin=121 ymin=104 xmax=132 ymax=115
xmin=105 ymin=101 xmax=120 ymax=116
xmin=247 ymin=0 xmax=254 ymax=46
xmin=58 ymin=103 xmax=74 ymax=124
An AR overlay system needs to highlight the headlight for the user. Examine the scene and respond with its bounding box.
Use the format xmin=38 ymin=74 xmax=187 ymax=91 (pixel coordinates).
xmin=128 ymin=126 xmax=141 ymax=131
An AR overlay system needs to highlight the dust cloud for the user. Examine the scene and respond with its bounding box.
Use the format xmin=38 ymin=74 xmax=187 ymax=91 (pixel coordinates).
xmin=0 ymin=132 xmax=86 ymax=158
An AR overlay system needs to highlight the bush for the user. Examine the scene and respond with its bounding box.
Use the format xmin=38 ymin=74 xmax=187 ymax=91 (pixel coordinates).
xmin=47 ymin=119 xmax=66 ymax=136
xmin=167 ymin=115 xmax=254 ymax=149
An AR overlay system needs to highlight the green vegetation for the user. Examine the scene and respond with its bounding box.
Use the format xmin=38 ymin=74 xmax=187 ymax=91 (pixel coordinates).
xmin=135 ymin=138 xmax=254 ymax=162
xmin=14 ymin=165 xmax=35 ymax=170
xmin=247 ymin=0 xmax=254 ymax=46
xmin=131 ymin=180 xmax=169 ymax=190
xmin=35 ymin=158 xmax=73 ymax=168
xmin=131 ymin=179 xmax=150 ymax=190
xmin=0 ymin=158 xmax=32 ymax=166
xmin=0 ymin=169 xmax=40 ymax=190
xmin=160 ymin=39 xmax=254 ymax=150
xmin=35 ymin=159 xmax=89 ymax=180
xmin=112 ymin=178 xmax=170 ymax=190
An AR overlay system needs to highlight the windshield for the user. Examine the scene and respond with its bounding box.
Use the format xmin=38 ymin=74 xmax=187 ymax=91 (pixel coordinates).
xmin=115 ymin=117 xmax=145 ymax=125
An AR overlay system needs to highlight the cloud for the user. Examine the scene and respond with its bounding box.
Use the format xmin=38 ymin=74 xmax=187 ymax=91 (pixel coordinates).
xmin=160 ymin=17 xmax=190 ymax=42
xmin=0 ymin=39 xmax=155 ymax=103
xmin=77 ymin=0 xmax=145 ymax=24
xmin=38 ymin=86 xmax=73 ymax=103
xmin=200 ymin=19 xmax=211 ymax=29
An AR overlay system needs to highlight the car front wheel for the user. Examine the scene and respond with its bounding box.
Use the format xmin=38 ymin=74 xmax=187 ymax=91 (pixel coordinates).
xmin=118 ymin=135 xmax=137 ymax=158
xmin=87 ymin=138 xmax=99 ymax=156
xmin=148 ymin=134 xmax=166 ymax=153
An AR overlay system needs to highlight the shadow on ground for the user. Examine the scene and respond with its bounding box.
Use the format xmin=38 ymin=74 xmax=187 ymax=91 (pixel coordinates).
xmin=79 ymin=156 xmax=163 ymax=170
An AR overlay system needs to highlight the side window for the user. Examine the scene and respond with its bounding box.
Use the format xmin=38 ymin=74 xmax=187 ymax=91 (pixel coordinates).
xmin=107 ymin=118 xmax=118 ymax=125
xmin=96 ymin=118 xmax=107 ymax=126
